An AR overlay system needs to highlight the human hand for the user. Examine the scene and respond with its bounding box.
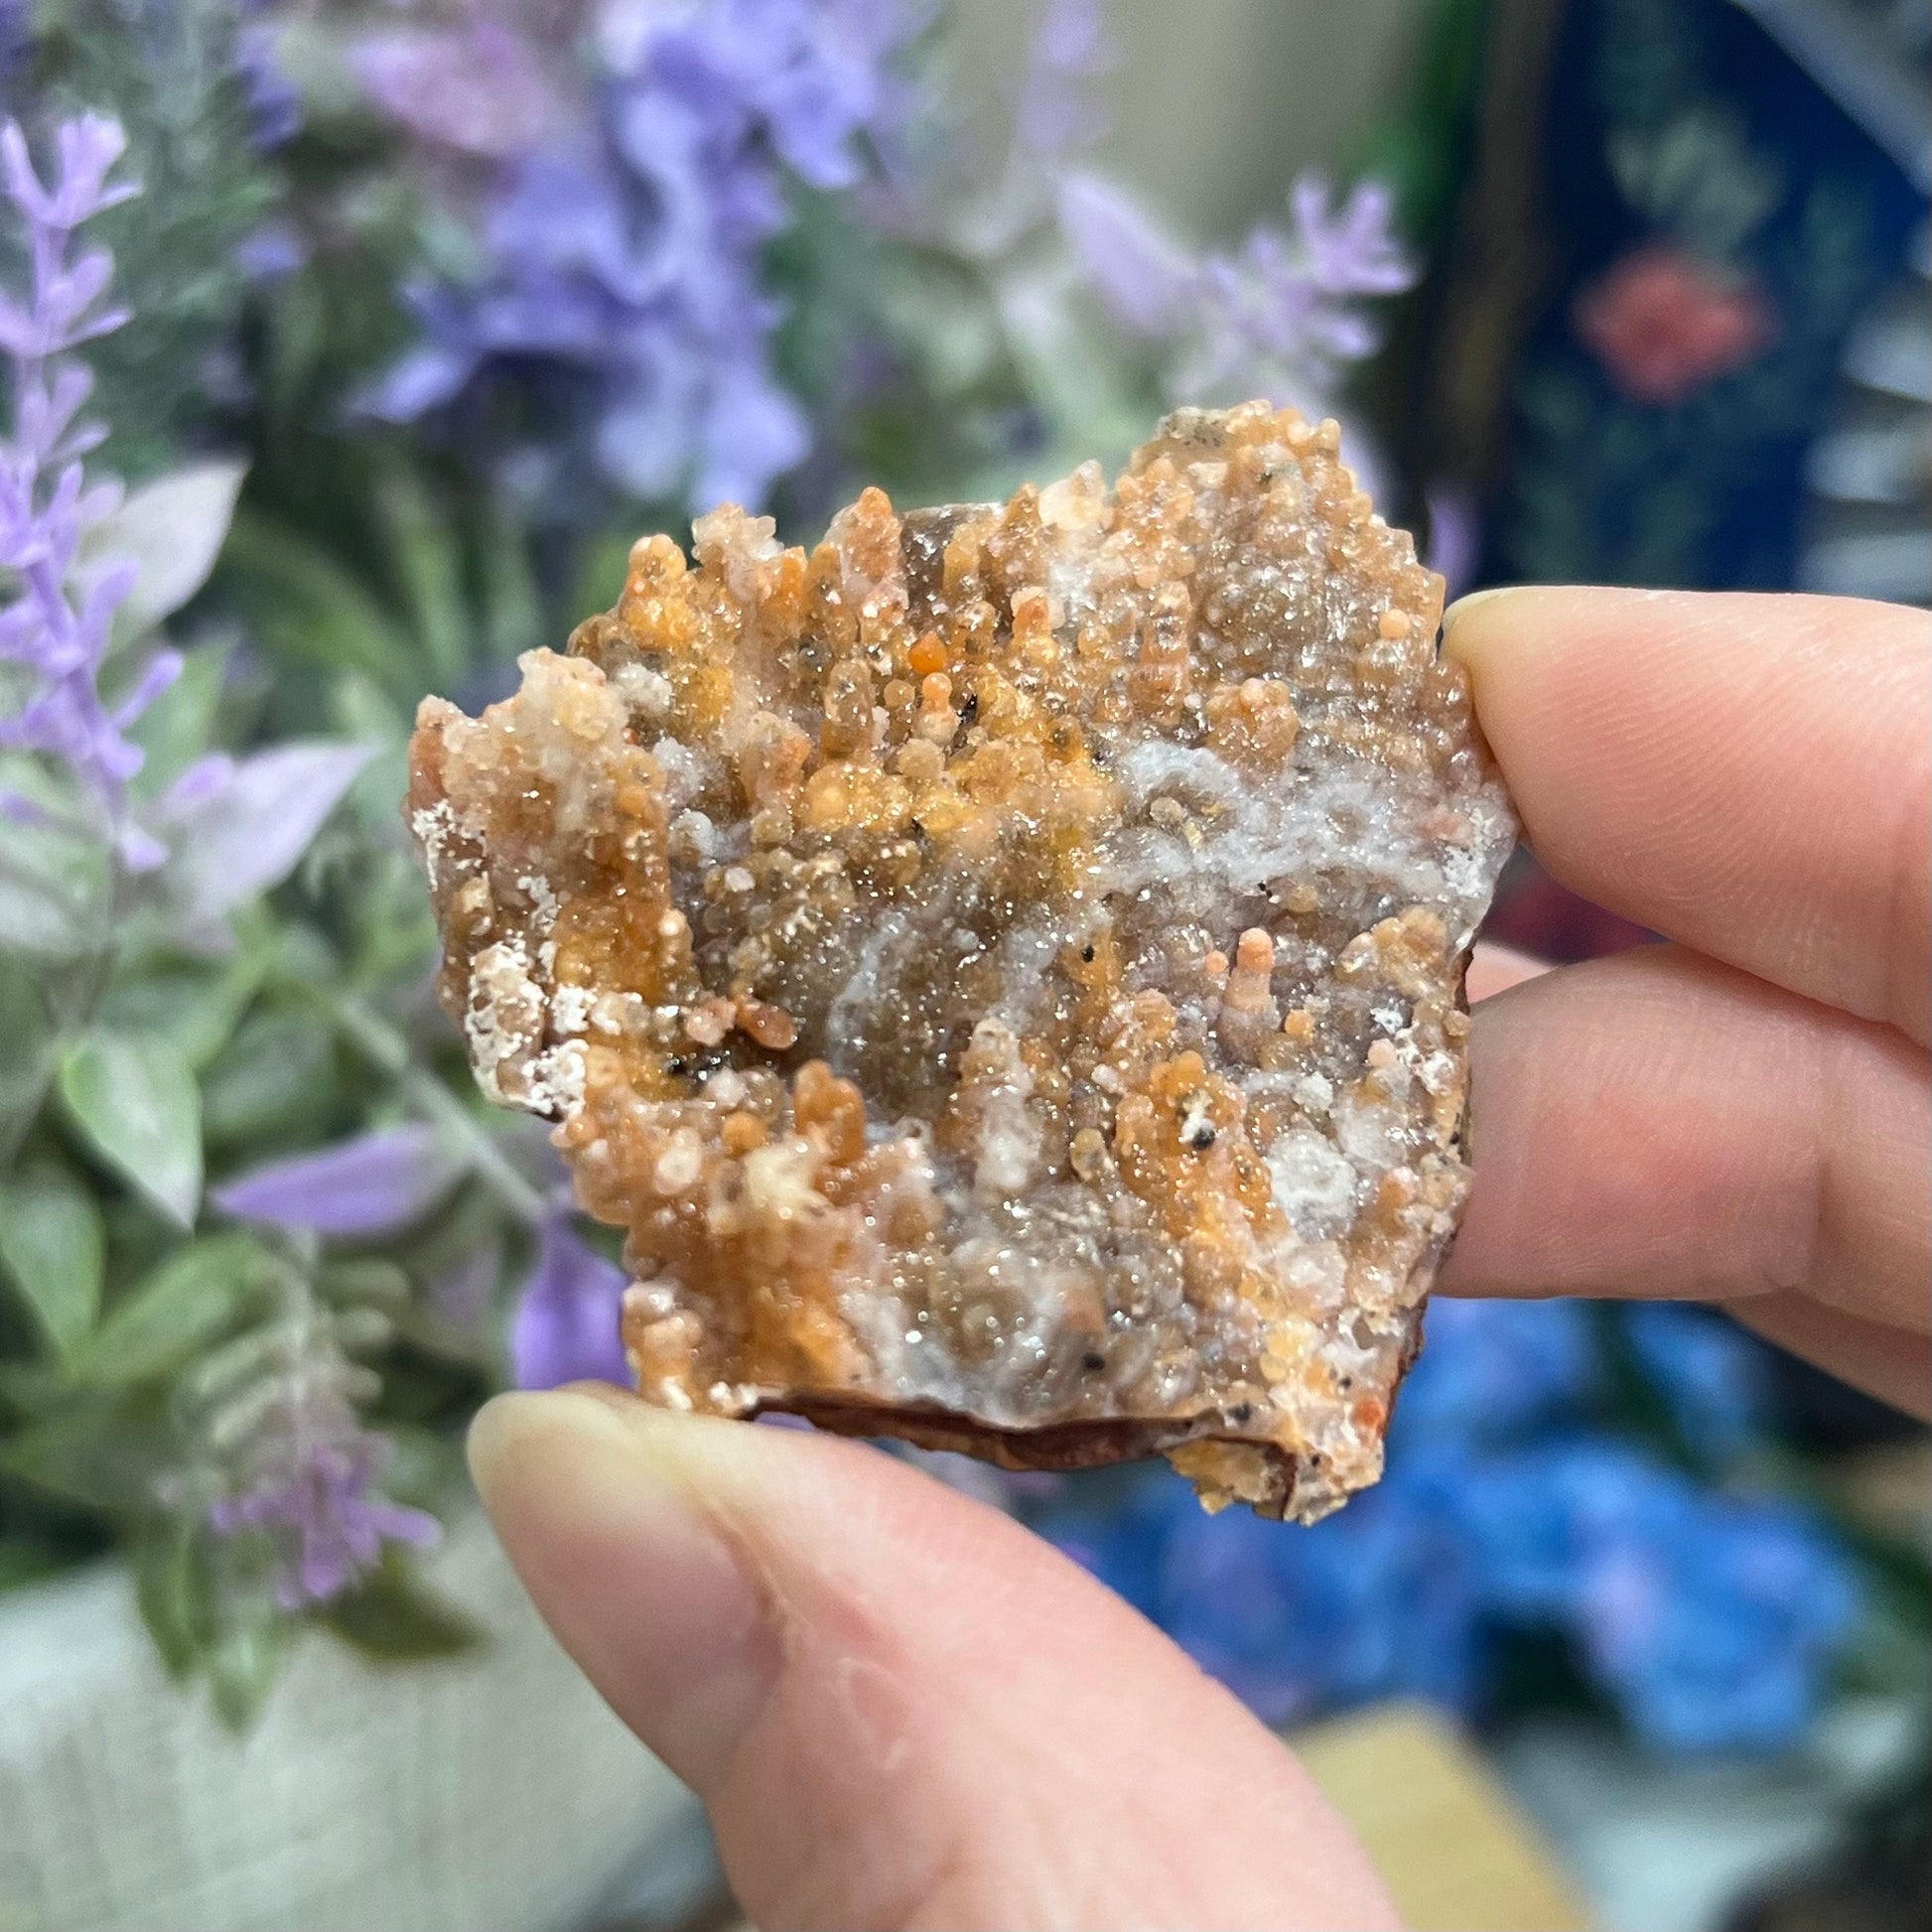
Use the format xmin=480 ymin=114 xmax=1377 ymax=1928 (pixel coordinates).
xmin=1442 ymin=588 xmax=1930 ymax=1415
xmin=472 ymin=1387 xmax=1400 ymax=1930
xmin=469 ymin=587 xmax=1928 ymax=1931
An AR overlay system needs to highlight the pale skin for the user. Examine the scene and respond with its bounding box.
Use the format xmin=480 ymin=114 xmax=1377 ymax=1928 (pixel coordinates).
xmin=469 ymin=589 xmax=1931 ymax=1931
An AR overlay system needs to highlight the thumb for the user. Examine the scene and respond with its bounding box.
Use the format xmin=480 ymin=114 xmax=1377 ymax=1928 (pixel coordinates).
xmin=469 ymin=1387 xmax=1399 ymax=1932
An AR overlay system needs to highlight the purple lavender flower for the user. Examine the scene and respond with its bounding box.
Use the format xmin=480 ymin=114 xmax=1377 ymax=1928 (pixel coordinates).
xmin=211 ymin=1432 xmax=439 ymax=1610
xmin=1016 ymin=0 xmax=1112 ymax=160
xmin=233 ymin=219 xmax=306 ymax=286
xmin=1291 ymin=176 xmax=1411 ymax=297
xmin=151 ymin=737 xmax=374 ymax=935
xmin=349 ymin=20 xmax=569 ymax=161
xmin=511 ymin=1208 xmax=630 ymax=1389
xmin=0 ymin=115 xmax=168 ymax=869
xmin=1060 ymin=165 xmax=1415 ymax=411
xmin=201 ymin=1295 xmax=440 ymax=1610
xmin=1054 ymin=172 xmax=1195 ymax=337
xmin=364 ymin=0 xmax=917 ymax=512
xmin=1188 ymin=179 xmax=1414 ymax=402
xmin=1424 ymin=484 xmax=1479 ymax=599
xmin=212 ymin=1123 xmax=467 ymax=1238
xmin=235 ymin=8 xmax=303 ymax=153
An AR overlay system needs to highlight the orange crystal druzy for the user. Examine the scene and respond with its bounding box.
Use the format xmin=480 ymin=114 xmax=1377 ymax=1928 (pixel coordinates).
xmin=407 ymin=403 xmax=1515 ymax=1520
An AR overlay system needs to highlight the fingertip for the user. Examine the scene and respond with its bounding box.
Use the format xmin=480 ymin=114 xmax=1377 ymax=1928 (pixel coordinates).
xmin=469 ymin=1384 xmax=798 ymax=1536
xmin=1440 ymin=583 xmax=1562 ymax=681
xmin=466 ymin=1386 xmax=634 ymax=1505
xmin=1443 ymin=588 xmax=1931 ymax=1037
xmin=467 ymin=1390 xmax=785 ymax=1800
xmin=468 ymin=1388 xmax=573 ymax=1504
xmin=1439 ymin=583 xmax=1523 ymax=660
xmin=1442 ymin=582 xmax=1635 ymax=684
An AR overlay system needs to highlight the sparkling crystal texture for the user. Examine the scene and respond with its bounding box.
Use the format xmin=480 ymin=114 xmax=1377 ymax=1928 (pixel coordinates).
xmin=408 ymin=404 xmax=1516 ymax=1521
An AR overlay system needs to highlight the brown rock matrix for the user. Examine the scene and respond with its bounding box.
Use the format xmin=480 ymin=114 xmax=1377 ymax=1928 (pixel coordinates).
xmin=408 ymin=403 xmax=1516 ymax=1521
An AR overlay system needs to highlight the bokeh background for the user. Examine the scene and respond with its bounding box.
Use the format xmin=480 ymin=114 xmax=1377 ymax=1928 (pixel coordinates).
xmin=0 ymin=3 xmax=1926 ymax=1930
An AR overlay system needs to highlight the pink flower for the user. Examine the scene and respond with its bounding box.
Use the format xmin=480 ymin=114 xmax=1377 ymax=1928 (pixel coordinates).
xmin=1574 ymin=244 xmax=1772 ymax=405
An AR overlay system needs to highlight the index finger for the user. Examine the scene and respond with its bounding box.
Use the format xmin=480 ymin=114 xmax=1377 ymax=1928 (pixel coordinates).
xmin=1446 ymin=588 xmax=1931 ymax=1044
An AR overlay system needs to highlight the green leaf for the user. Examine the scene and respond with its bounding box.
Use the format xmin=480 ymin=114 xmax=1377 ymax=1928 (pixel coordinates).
xmin=134 ymin=1514 xmax=207 ymax=1679
xmin=200 ymin=1009 xmax=337 ymax=1145
xmin=97 ymin=944 xmax=269 ymax=1072
xmin=480 ymin=498 xmax=542 ymax=665
xmin=220 ymin=513 xmax=418 ymax=699
xmin=571 ymin=529 xmax=635 ymax=629
xmin=58 ymin=1031 xmax=203 ymax=1225
xmin=376 ymin=466 xmax=468 ymax=686
xmin=328 ymin=669 xmax=413 ymax=754
xmin=0 ymin=1164 xmax=104 ymax=1356
xmin=315 ymin=1256 xmax=410 ymax=1308
xmin=128 ymin=638 xmax=232 ymax=797
xmin=81 ymin=458 xmax=247 ymax=646
xmin=207 ymin=1613 xmax=290 ymax=1729
xmin=0 ymin=788 xmax=109 ymax=958
xmin=375 ymin=1423 xmax=470 ymax=1513
xmin=0 ymin=953 xmax=53 ymax=1143
xmin=268 ymin=917 xmax=339 ymax=991
xmin=324 ymin=1553 xmax=481 ymax=1662
xmin=68 ymin=1232 xmax=266 ymax=1387
xmin=0 ymin=1389 xmax=172 ymax=1513
xmin=0 ymin=1540 xmax=72 ymax=1592
xmin=264 ymin=266 xmax=329 ymax=421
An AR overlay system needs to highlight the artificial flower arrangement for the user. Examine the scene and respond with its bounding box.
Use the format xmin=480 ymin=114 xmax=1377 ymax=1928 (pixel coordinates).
xmin=0 ymin=0 xmax=1916 ymax=1767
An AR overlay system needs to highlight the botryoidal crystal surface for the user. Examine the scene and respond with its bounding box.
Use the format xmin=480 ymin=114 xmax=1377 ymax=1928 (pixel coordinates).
xmin=409 ymin=403 xmax=1516 ymax=1521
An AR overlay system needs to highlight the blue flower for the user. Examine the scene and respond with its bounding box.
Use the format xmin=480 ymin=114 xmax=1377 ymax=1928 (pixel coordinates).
xmin=1456 ymin=1436 xmax=1857 ymax=1750
xmin=1619 ymin=1302 xmax=1770 ymax=1457
xmin=1046 ymin=1475 xmax=1178 ymax=1619
xmin=1454 ymin=1437 xmax=1649 ymax=1617
xmin=1041 ymin=1297 xmax=1860 ymax=1755
xmin=1392 ymin=1296 xmax=1598 ymax=1449
xmin=1162 ymin=1468 xmax=1483 ymax=1726
xmin=1569 ymin=1463 xmax=1855 ymax=1752
xmin=1045 ymin=1454 xmax=1484 ymax=1728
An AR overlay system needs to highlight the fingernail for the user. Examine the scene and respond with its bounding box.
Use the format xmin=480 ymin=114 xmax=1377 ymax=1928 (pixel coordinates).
xmin=469 ymin=1390 xmax=778 ymax=1794
xmin=1441 ymin=585 xmax=1518 ymax=645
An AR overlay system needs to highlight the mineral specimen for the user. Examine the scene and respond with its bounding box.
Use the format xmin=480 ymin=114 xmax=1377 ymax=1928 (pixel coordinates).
xmin=409 ymin=402 xmax=1516 ymax=1522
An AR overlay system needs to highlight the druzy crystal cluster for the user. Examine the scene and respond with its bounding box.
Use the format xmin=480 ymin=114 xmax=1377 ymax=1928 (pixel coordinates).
xmin=409 ymin=403 xmax=1515 ymax=1521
